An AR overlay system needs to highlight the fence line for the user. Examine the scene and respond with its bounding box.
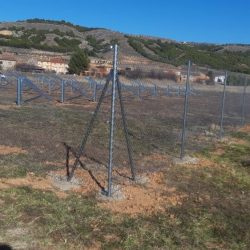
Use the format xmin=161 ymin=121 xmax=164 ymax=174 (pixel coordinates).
xmin=1 ymin=45 xmax=250 ymax=197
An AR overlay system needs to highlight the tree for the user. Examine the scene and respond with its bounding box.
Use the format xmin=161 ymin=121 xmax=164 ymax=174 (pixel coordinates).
xmin=206 ymin=70 xmax=214 ymax=85
xmin=68 ymin=50 xmax=89 ymax=75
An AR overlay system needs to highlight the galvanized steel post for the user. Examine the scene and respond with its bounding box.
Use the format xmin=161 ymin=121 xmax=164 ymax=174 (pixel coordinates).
xmin=70 ymin=80 xmax=73 ymax=94
xmin=48 ymin=80 xmax=51 ymax=95
xmin=241 ymin=76 xmax=247 ymax=126
xmin=180 ymin=60 xmax=191 ymax=159
xmin=16 ymin=78 xmax=22 ymax=106
xmin=93 ymin=82 xmax=97 ymax=102
xmin=154 ymin=84 xmax=157 ymax=96
xmin=107 ymin=44 xmax=118 ymax=197
xmin=219 ymin=72 xmax=228 ymax=138
xmin=61 ymin=80 xmax=65 ymax=103
xmin=117 ymin=79 xmax=136 ymax=181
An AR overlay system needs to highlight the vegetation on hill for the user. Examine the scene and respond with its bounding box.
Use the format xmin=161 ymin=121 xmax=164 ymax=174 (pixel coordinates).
xmin=54 ymin=37 xmax=81 ymax=51
xmin=127 ymin=36 xmax=250 ymax=74
xmin=24 ymin=18 xmax=98 ymax=32
xmin=0 ymin=27 xmax=82 ymax=53
xmin=0 ymin=24 xmax=113 ymax=55
xmin=86 ymin=35 xmax=111 ymax=56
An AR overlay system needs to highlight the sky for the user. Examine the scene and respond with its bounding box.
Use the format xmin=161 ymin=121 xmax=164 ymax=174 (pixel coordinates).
xmin=0 ymin=0 xmax=250 ymax=44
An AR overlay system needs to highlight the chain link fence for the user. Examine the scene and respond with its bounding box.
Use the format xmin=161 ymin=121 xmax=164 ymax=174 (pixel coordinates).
xmin=0 ymin=45 xmax=250 ymax=196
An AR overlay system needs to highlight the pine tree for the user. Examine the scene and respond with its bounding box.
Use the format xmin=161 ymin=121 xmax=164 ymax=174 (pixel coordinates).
xmin=68 ymin=50 xmax=89 ymax=75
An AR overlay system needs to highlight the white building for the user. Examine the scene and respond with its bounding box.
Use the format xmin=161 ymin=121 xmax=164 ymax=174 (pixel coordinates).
xmin=37 ymin=57 xmax=68 ymax=74
xmin=0 ymin=56 xmax=17 ymax=70
xmin=214 ymin=75 xmax=226 ymax=83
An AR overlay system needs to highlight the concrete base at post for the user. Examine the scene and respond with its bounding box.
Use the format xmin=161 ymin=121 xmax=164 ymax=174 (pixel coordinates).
xmin=97 ymin=185 xmax=126 ymax=201
xmin=173 ymin=155 xmax=199 ymax=165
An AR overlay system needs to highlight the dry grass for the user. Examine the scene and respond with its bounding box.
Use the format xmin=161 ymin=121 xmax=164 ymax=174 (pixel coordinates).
xmin=0 ymin=86 xmax=250 ymax=249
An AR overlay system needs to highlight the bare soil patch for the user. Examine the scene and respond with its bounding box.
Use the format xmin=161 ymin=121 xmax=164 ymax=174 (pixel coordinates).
xmin=239 ymin=125 xmax=250 ymax=133
xmin=0 ymin=104 xmax=16 ymax=110
xmin=0 ymin=172 xmax=67 ymax=198
xmin=99 ymin=171 xmax=185 ymax=216
xmin=0 ymin=145 xmax=27 ymax=155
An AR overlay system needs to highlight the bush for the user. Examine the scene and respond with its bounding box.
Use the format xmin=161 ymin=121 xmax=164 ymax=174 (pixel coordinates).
xmin=68 ymin=50 xmax=89 ymax=75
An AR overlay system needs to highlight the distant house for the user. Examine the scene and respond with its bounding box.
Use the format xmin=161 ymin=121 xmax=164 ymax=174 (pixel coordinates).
xmin=37 ymin=57 xmax=68 ymax=74
xmin=82 ymin=58 xmax=113 ymax=77
xmin=214 ymin=75 xmax=226 ymax=83
xmin=90 ymin=58 xmax=112 ymax=67
xmin=0 ymin=55 xmax=17 ymax=70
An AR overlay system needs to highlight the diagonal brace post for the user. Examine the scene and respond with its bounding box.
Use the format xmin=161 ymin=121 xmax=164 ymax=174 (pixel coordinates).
xmin=117 ymin=79 xmax=136 ymax=180
xmin=67 ymin=73 xmax=112 ymax=181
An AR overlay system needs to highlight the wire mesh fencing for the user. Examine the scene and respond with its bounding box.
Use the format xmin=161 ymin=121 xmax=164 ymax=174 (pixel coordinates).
xmin=0 ymin=45 xmax=250 ymax=196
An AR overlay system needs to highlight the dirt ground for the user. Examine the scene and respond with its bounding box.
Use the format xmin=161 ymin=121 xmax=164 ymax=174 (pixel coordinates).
xmin=0 ymin=150 xmax=219 ymax=216
xmin=0 ymin=81 xmax=250 ymax=249
xmin=0 ymin=81 xmax=249 ymax=208
xmin=0 ymin=145 xmax=27 ymax=155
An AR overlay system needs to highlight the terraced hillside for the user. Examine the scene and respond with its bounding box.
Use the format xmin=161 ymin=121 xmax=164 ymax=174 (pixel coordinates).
xmin=0 ymin=19 xmax=250 ymax=73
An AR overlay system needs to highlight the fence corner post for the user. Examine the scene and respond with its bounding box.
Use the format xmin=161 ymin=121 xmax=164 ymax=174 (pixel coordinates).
xmin=107 ymin=44 xmax=118 ymax=197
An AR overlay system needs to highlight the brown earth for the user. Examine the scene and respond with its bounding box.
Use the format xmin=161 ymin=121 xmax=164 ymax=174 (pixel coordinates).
xmin=0 ymin=146 xmax=220 ymax=217
xmin=0 ymin=172 xmax=68 ymax=198
xmin=239 ymin=125 xmax=250 ymax=133
xmin=0 ymin=132 xmax=244 ymax=217
xmin=0 ymin=145 xmax=27 ymax=155
xmin=0 ymin=104 xmax=16 ymax=110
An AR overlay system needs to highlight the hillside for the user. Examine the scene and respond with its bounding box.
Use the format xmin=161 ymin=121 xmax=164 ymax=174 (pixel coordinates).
xmin=127 ymin=37 xmax=250 ymax=74
xmin=0 ymin=19 xmax=250 ymax=73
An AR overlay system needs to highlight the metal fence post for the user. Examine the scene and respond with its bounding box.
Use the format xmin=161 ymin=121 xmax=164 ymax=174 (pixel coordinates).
xmin=70 ymin=80 xmax=73 ymax=94
xmin=48 ymin=80 xmax=51 ymax=95
xmin=154 ymin=84 xmax=157 ymax=96
xmin=219 ymin=72 xmax=228 ymax=138
xmin=241 ymin=76 xmax=247 ymax=126
xmin=167 ymin=85 xmax=170 ymax=96
xmin=61 ymin=80 xmax=65 ymax=103
xmin=16 ymin=78 xmax=22 ymax=106
xmin=117 ymin=79 xmax=136 ymax=181
xmin=107 ymin=44 xmax=118 ymax=197
xmin=93 ymin=82 xmax=97 ymax=102
xmin=180 ymin=60 xmax=191 ymax=159
xmin=138 ymin=84 xmax=141 ymax=99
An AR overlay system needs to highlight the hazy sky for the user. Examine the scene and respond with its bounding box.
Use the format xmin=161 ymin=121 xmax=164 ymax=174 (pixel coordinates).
xmin=0 ymin=0 xmax=249 ymax=44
